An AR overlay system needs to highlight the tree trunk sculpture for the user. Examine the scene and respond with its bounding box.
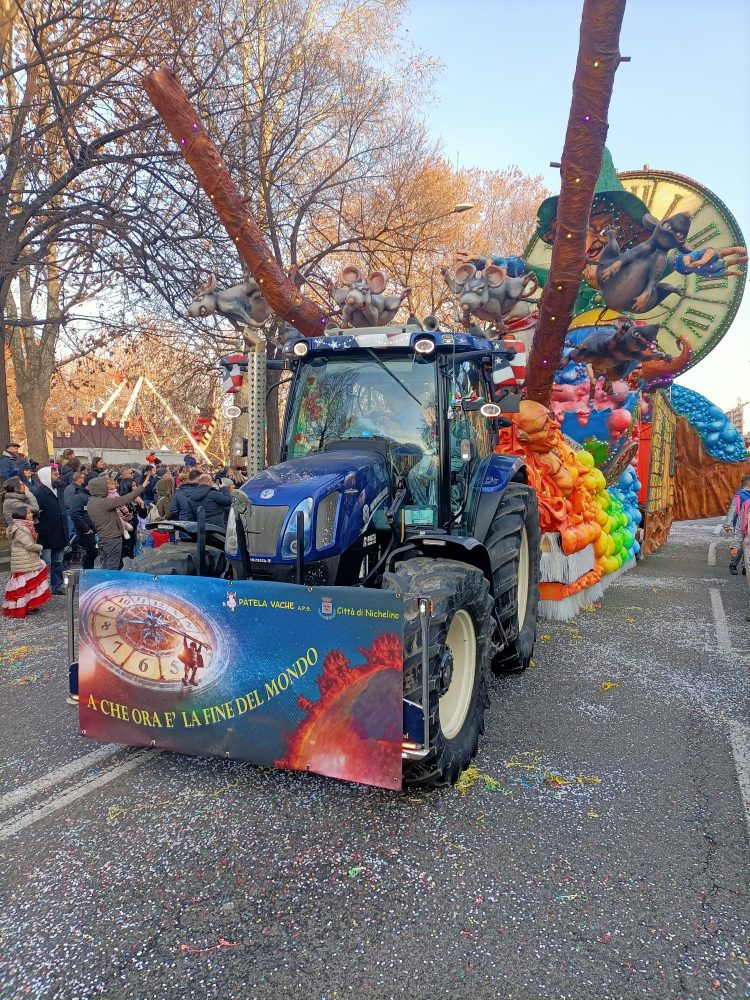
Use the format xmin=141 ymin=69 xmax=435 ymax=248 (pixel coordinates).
xmin=144 ymin=68 xmax=326 ymax=337
xmin=524 ymin=0 xmax=627 ymax=405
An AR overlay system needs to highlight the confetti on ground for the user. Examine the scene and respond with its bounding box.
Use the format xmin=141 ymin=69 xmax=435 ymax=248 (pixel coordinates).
xmin=347 ymin=866 xmax=364 ymax=877
xmin=10 ymin=674 xmax=37 ymax=685
xmin=0 ymin=646 xmax=33 ymax=664
xmin=456 ymin=753 xmax=603 ymax=799
xmin=600 ymin=681 xmax=620 ymax=692
xmin=540 ymin=634 xmax=552 ymax=641
xmin=455 ymin=766 xmax=510 ymax=796
xmin=179 ymin=938 xmax=239 ymax=955
xmin=501 ymin=751 xmax=601 ymax=795
xmin=106 ymin=783 xmax=240 ymax=823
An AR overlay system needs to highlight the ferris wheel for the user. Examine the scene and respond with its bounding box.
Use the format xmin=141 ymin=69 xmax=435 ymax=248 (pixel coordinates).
xmin=82 ymin=373 xmax=221 ymax=463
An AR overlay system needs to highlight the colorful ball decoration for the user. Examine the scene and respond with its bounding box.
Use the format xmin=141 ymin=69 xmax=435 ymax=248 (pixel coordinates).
xmin=670 ymin=385 xmax=747 ymax=462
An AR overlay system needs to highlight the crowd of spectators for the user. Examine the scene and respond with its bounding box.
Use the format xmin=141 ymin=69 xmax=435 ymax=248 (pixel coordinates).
xmin=0 ymin=443 xmax=247 ymax=616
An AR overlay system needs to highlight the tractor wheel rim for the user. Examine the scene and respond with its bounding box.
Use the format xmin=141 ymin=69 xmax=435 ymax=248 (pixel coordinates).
xmin=440 ymin=609 xmax=476 ymax=740
xmin=517 ymin=525 xmax=529 ymax=629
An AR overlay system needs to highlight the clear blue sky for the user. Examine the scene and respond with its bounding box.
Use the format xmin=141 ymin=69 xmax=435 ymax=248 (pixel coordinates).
xmin=403 ymin=0 xmax=750 ymax=410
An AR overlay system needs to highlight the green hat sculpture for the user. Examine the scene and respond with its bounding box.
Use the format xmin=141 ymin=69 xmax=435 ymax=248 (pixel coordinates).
xmin=536 ymin=148 xmax=651 ymax=251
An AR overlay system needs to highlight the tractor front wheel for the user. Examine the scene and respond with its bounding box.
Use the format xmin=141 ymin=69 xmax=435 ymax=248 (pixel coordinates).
xmin=128 ymin=542 xmax=227 ymax=578
xmin=383 ymin=558 xmax=493 ymax=787
xmin=486 ymin=483 xmax=540 ymax=674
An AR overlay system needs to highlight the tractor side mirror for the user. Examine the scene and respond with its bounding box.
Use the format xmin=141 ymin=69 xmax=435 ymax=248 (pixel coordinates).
xmin=497 ymin=390 xmax=521 ymax=413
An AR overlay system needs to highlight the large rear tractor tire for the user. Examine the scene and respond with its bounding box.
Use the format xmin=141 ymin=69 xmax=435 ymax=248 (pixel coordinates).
xmin=127 ymin=542 xmax=227 ymax=579
xmin=383 ymin=558 xmax=493 ymax=787
xmin=486 ymin=483 xmax=540 ymax=675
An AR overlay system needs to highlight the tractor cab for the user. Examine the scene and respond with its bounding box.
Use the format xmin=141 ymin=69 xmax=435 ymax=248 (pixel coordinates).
xmin=226 ymin=326 xmax=522 ymax=587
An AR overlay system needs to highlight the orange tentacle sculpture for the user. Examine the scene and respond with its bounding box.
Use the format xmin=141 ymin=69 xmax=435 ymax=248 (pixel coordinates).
xmin=144 ymin=68 xmax=326 ymax=337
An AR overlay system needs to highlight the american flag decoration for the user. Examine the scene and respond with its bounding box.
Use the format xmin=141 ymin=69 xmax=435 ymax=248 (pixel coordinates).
xmin=502 ymin=336 xmax=527 ymax=387
xmin=492 ymin=358 xmax=517 ymax=389
xmin=220 ymin=352 xmax=247 ymax=395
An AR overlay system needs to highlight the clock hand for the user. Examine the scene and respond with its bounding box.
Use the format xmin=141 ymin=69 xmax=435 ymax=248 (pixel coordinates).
xmin=160 ymin=624 xmax=213 ymax=649
xmin=119 ymin=612 xmax=212 ymax=650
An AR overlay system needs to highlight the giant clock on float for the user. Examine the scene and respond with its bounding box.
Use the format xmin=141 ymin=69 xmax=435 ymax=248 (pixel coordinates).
xmin=524 ymin=169 xmax=746 ymax=372
xmin=617 ymin=170 xmax=746 ymax=369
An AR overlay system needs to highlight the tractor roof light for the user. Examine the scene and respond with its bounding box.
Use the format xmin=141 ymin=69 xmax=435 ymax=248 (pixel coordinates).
xmin=293 ymin=340 xmax=310 ymax=357
xmin=414 ymin=337 xmax=436 ymax=355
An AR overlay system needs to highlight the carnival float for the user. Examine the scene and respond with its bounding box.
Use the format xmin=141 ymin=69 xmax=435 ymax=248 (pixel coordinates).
xmin=139 ymin=0 xmax=747 ymax=623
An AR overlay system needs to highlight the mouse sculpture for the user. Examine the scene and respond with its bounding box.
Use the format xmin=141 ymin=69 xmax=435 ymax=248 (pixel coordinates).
xmin=328 ymin=268 xmax=410 ymax=327
xmin=566 ymin=317 xmax=670 ymax=380
xmin=638 ymin=335 xmax=692 ymax=390
xmin=185 ymin=273 xmax=271 ymax=329
xmin=442 ymin=263 xmax=538 ymax=329
xmin=595 ymin=211 xmax=692 ymax=314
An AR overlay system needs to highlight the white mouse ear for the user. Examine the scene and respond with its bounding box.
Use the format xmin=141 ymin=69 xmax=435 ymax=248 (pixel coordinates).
xmin=454 ymin=263 xmax=476 ymax=286
xmin=485 ymin=264 xmax=507 ymax=288
xmin=367 ymin=271 xmax=387 ymax=295
xmin=340 ymin=266 xmax=361 ymax=286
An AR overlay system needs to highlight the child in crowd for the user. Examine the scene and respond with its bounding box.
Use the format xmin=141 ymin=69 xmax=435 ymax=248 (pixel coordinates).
xmin=3 ymin=506 xmax=51 ymax=618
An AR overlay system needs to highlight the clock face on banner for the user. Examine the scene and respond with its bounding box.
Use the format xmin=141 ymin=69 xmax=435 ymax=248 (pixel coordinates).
xmin=80 ymin=583 xmax=226 ymax=692
xmin=524 ymin=169 xmax=746 ymax=372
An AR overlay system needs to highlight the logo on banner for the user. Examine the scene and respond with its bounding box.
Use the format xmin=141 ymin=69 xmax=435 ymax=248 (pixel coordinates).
xmin=319 ymin=596 xmax=335 ymax=620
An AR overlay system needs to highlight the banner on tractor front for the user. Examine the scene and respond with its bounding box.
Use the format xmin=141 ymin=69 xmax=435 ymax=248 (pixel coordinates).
xmin=78 ymin=571 xmax=405 ymax=790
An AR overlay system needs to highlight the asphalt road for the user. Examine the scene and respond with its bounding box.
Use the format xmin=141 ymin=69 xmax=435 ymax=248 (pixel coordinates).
xmin=0 ymin=518 xmax=748 ymax=1000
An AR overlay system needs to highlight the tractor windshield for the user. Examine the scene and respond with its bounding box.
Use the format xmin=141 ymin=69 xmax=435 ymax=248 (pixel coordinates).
xmin=284 ymin=354 xmax=438 ymax=488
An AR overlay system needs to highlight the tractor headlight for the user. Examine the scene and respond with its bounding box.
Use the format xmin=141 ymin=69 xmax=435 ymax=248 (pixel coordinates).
xmin=315 ymin=492 xmax=340 ymax=550
xmin=281 ymin=498 xmax=314 ymax=558
xmin=293 ymin=340 xmax=309 ymax=357
xmin=225 ymin=506 xmax=238 ymax=556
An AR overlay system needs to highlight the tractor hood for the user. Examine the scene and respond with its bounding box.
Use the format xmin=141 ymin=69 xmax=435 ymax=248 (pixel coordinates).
xmin=236 ymin=449 xmax=390 ymax=563
xmin=242 ymin=450 xmax=389 ymax=508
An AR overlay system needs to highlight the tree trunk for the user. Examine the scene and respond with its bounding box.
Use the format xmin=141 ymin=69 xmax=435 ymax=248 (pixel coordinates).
xmin=0 ymin=322 xmax=9 ymax=445
xmin=144 ymin=68 xmax=326 ymax=336
xmin=524 ymin=0 xmax=627 ymax=406
xmin=16 ymin=386 xmax=50 ymax=462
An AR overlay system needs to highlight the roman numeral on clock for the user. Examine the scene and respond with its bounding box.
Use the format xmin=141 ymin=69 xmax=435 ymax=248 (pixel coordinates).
xmin=687 ymin=222 xmax=721 ymax=250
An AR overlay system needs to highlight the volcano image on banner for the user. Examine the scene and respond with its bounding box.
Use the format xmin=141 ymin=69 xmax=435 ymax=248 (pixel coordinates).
xmin=77 ymin=571 xmax=405 ymax=790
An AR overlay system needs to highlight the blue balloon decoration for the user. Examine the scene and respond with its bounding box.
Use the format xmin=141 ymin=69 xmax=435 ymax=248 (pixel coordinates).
xmin=671 ymin=385 xmax=747 ymax=462
xmin=611 ymin=467 xmax=643 ymax=562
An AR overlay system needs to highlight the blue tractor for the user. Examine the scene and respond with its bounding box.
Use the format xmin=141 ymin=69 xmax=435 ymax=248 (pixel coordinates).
xmin=137 ymin=324 xmax=540 ymax=786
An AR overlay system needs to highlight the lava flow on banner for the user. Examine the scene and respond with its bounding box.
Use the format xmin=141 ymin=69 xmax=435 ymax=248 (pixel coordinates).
xmin=78 ymin=571 xmax=405 ymax=790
